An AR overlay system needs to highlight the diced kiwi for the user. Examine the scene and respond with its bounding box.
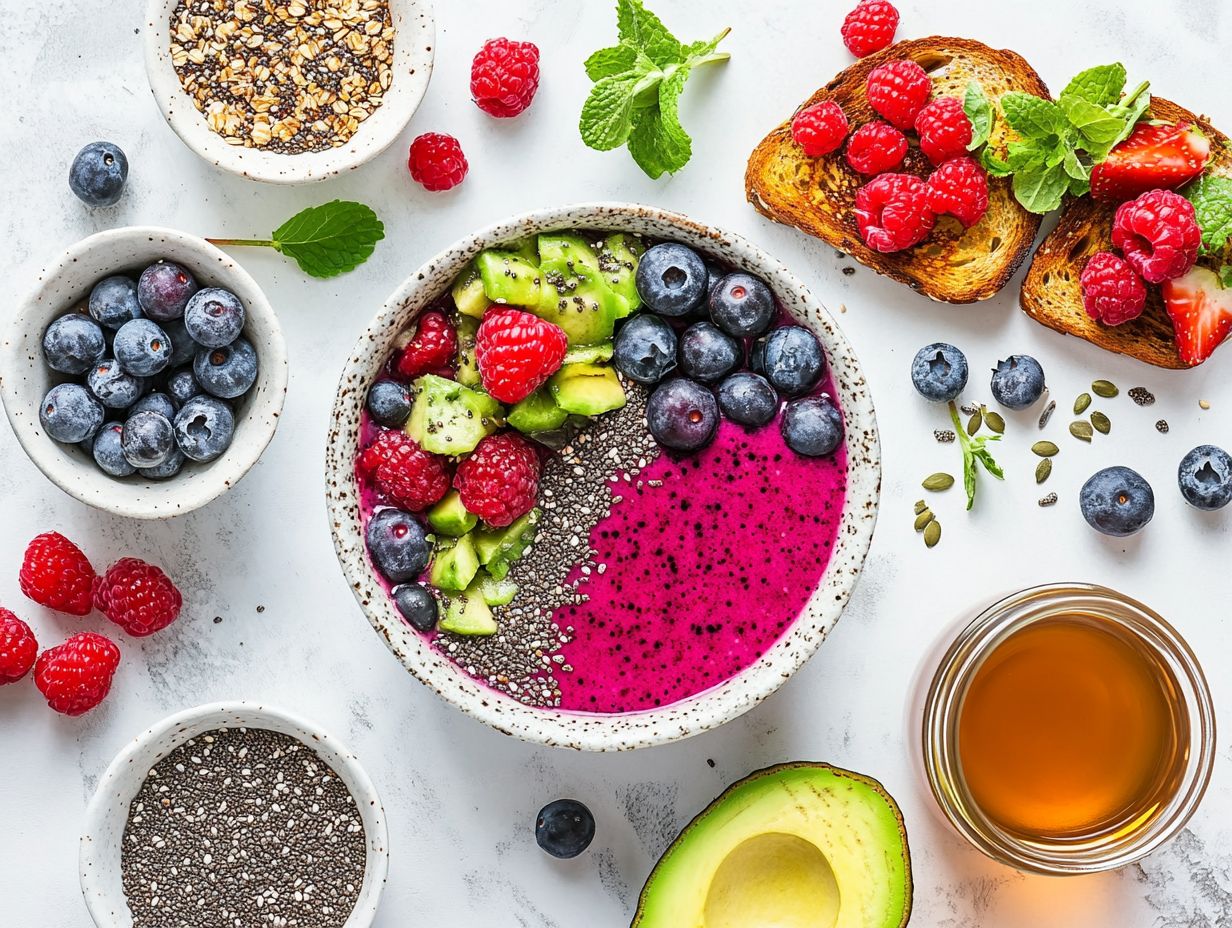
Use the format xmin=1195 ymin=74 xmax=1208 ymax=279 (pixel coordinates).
xmin=549 ymin=363 xmax=627 ymax=416
xmin=427 ymin=490 xmax=478 ymax=537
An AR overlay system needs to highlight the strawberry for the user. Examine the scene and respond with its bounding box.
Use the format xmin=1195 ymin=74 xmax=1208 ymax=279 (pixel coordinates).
xmin=1090 ymin=122 xmax=1210 ymax=202
xmin=1162 ymin=266 xmax=1232 ymax=366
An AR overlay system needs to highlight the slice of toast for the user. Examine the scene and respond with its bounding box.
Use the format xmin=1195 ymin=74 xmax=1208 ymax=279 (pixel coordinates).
xmin=1021 ymin=98 xmax=1232 ymax=369
xmin=745 ymin=37 xmax=1049 ymax=304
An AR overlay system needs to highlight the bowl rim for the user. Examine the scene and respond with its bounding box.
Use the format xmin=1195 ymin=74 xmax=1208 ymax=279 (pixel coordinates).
xmin=0 ymin=225 xmax=289 ymax=519
xmin=143 ymin=0 xmax=436 ymax=184
xmin=325 ymin=202 xmax=882 ymax=751
xmin=79 ymin=700 xmax=390 ymax=928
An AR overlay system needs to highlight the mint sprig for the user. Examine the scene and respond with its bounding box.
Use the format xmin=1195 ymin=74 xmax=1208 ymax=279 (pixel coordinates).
xmin=1185 ymin=173 xmax=1232 ymax=254
xmin=580 ymin=0 xmax=730 ymax=178
xmin=208 ymin=200 xmax=384 ymax=278
xmin=949 ymin=401 xmax=1004 ymax=510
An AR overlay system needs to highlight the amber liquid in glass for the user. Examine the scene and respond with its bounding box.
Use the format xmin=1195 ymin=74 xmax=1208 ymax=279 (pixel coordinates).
xmin=956 ymin=613 xmax=1190 ymax=841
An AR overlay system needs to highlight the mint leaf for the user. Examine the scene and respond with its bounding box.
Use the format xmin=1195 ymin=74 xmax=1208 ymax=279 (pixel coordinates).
xmin=964 ymin=81 xmax=993 ymax=150
xmin=580 ymin=73 xmax=645 ymax=150
xmin=980 ymin=148 xmax=1013 ymax=177
xmin=585 ymin=45 xmax=638 ymax=80
xmin=1058 ymin=95 xmax=1125 ymax=148
xmin=949 ymin=402 xmax=1004 ymax=510
xmin=1001 ymin=93 xmax=1067 ymax=140
xmin=1061 ymin=63 xmax=1127 ymax=107
xmin=1186 ymin=173 xmax=1232 ymax=253
xmin=628 ymin=66 xmax=692 ymax=178
xmin=1013 ymin=160 xmax=1071 ymax=214
xmin=617 ymin=0 xmax=681 ymax=66
xmin=269 ymin=201 xmax=384 ymax=278
xmin=1107 ymin=84 xmax=1152 ymax=148
xmin=1221 ymin=265 xmax=1232 ymax=289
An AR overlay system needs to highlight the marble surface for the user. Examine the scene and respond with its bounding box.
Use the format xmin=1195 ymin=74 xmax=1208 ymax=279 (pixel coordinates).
xmin=2 ymin=0 xmax=1231 ymax=925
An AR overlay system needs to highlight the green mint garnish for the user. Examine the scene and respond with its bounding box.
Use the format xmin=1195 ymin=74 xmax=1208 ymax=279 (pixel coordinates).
xmin=580 ymin=0 xmax=730 ymax=179
xmin=1185 ymin=173 xmax=1232 ymax=254
xmin=949 ymin=401 xmax=1004 ymax=511
xmin=208 ymin=200 xmax=385 ymax=279
xmin=963 ymin=81 xmax=994 ymax=151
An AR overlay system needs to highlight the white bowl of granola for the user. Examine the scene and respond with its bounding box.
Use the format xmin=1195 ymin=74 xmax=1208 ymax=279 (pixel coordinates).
xmin=144 ymin=0 xmax=434 ymax=184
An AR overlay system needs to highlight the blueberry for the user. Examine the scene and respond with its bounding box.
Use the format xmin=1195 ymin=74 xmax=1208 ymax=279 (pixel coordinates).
xmin=748 ymin=336 xmax=766 ymax=374
xmin=1080 ymin=466 xmax=1154 ymax=536
xmin=635 ymin=243 xmax=708 ymax=316
xmin=184 ymin=288 xmax=245 ymax=348
xmin=1178 ymin=445 xmax=1232 ymax=511
xmin=366 ymin=508 xmax=430 ymax=583
xmin=990 ymin=355 xmax=1045 ymax=410
xmin=911 ymin=343 xmax=968 ymax=402
xmin=130 ymin=392 xmax=178 ymax=421
xmin=535 ymin=799 xmax=595 ymax=859
xmin=40 ymin=383 xmax=104 ymax=444
xmin=162 ymin=318 xmax=198 ymax=368
xmin=678 ymin=321 xmax=741 ymax=384
xmin=612 ymin=314 xmax=678 ymax=385
xmin=166 ymin=368 xmax=202 ymax=406
xmin=782 ymin=395 xmax=844 ymax=457
xmin=87 ymin=358 xmax=146 ymax=408
xmin=68 ymin=142 xmax=128 ymax=207
xmin=762 ymin=325 xmax=826 ymax=397
xmin=140 ymin=446 xmax=186 ymax=480
xmin=88 ymin=276 xmax=142 ymax=329
xmin=646 ymin=378 xmax=719 ymax=453
xmin=718 ymin=372 xmax=778 ymax=427
xmin=173 ymin=395 xmax=236 ymax=463
xmin=709 ymin=273 xmax=776 ymax=337
xmin=92 ymin=422 xmax=135 ymax=477
xmin=194 ymin=337 xmax=258 ymax=399
xmin=137 ymin=261 xmax=198 ymax=322
xmin=393 ymin=584 xmax=439 ymax=632
xmin=121 ymin=410 xmax=175 ymax=468
xmin=114 ymin=319 xmax=172 ymax=377
xmin=367 ymin=380 xmax=413 ymax=428
xmin=42 ymin=314 xmax=106 ymax=375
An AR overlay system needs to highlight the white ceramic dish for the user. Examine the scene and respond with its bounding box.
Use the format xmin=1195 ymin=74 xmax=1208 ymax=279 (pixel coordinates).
xmin=144 ymin=0 xmax=434 ymax=184
xmin=326 ymin=203 xmax=882 ymax=751
xmin=0 ymin=226 xmax=288 ymax=519
xmin=80 ymin=701 xmax=389 ymax=928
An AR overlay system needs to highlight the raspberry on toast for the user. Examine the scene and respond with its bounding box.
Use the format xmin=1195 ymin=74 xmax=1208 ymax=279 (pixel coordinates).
xmin=745 ymin=37 xmax=1048 ymax=303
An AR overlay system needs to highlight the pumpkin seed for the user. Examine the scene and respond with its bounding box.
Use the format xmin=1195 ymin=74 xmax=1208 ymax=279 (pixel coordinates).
xmin=985 ymin=411 xmax=1006 ymax=434
xmin=967 ymin=408 xmax=983 ymax=435
xmin=914 ymin=510 xmax=934 ymax=531
xmin=924 ymin=520 xmax=941 ymax=548
xmin=1038 ymin=400 xmax=1056 ymax=429
xmin=1070 ymin=420 xmax=1094 ymax=442
xmin=1090 ymin=411 xmax=1111 ymax=434
xmin=1074 ymin=392 xmax=1092 ymax=414
xmin=1092 ymin=379 xmax=1118 ymax=398
xmin=922 ymin=473 xmax=955 ymax=491
xmin=914 ymin=499 xmax=927 ymax=515
xmin=1032 ymin=440 xmax=1060 ymax=457
xmin=1036 ymin=459 xmax=1052 ymax=484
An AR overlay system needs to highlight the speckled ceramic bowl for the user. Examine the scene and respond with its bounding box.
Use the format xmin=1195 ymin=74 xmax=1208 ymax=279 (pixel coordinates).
xmin=144 ymin=0 xmax=434 ymax=184
xmin=80 ymin=702 xmax=389 ymax=928
xmin=0 ymin=226 xmax=288 ymax=519
xmin=326 ymin=203 xmax=881 ymax=751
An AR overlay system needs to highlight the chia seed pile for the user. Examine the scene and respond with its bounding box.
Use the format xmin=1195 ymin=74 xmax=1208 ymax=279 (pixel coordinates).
xmin=121 ymin=727 xmax=367 ymax=928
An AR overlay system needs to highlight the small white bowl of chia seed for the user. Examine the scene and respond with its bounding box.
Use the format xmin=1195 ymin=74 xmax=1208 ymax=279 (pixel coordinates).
xmin=79 ymin=701 xmax=389 ymax=928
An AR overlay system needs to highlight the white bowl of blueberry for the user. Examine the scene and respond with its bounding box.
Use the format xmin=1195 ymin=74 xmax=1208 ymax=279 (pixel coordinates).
xmin=1 ymin=226 xmax=288 ymax=519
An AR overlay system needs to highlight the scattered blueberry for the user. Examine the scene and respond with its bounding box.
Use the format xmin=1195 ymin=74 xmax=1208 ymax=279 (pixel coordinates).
xmin=911 ymin=343 xmax=968 ymax=402
xmin=535 ymin=799 xmax=595 ymax=859
xmin=121 ymin=410 xmax=175 ymax=468
xmin=86 ymin=358 xmax=146 ymax=409
xmin=195 ymin=337 xmax=258 ymax=399
xmin=748 ymin=336 xmax=766 ymax=374
xmin=393 ymin=584 xmax=439 ymax=632
xmin=366 ymin=508 xmax=430 ymax=583
xmin=612 ymin=314 xmax=678 ymax=385
xmin=42 ymin=314 xmax=106 ymax=375
xmin=162 ymin=318 xmax=198 ymax=368
xmin=184 ymin=287 xmax=245 ymax=348
xmin=173 ymin=395 xmax=236 ymax=463
xmin=88 ymin=276 xmax=143 ymax=329
xmin=782 ymin=395 xmax=844 ymax=457
xmin=68 ymin=142 xmax=128 ymax=207
xmin=130 ymin=392 xmax=178 ymax=421
xmin=761 ymin=325 xmax=825 ymax=396
xmin=678 ymin=321 xmax=741 ymax=383
xmin=166 ymin=368 xmax=202 ymax=406
xmin=114 ymin=319 xmax=172 ymax=377
xmin=1080 ymin=466 xmax=1154 ymax=536
xmin=40 ymin=383 xmax=104 ymax=444
xmin=367 ymin=380 xmax=413 ymax=428
xmin=91 ymin=422 xmax=135 ymax=477
xmin=646 ymin=378 xmax=719 ymax=453
xmin=1177 ymin=445 xmax=1232 ymax=511
xmin=709 ymin=273 xmax=775 ymax=337
xmin=990 ymin=355 xmax=1045 ymax=410
xmin=140 ymin=446 xmax=185 ymax=480
xmin=717 ymin=372 xmax=778 ymax=427
xmin=137 ymin=262 xmax=198 ymax=322
xmin=635 ymin=243 xmax=708 ymax=316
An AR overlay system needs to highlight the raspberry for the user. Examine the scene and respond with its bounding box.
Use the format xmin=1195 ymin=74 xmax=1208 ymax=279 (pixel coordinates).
xmin=841 ymin=0 xmax=899 ymax=57
xmin=394 ymin=310 xmax=458 ymax=380
xmin=0 ymin=610 xmax=38 ymax=685
xmin=845 ymin=120 xmax=908 ymax=175
xmin=470 ymin=38 xmax=541 ymax=118
xmin=853 ymin=173 xmax=936 ymax=253
xmin=914 ymin=96 xmax=972 ymax=165
xmin=1111 ymin=189 xmax=1201 ymax=284
xmin=474 ymin=307 xmax=569 ymax=404
xmin=358 ymin=430 xmax=451 ymax=511
xmin=93 ymin=558 xmax=183 ymax=638
xmin=925 ymin=156 xmax=990 ymax=227
xmin=1080 ymin=252 xmax=1147 ymax=326
xmin=19 ymin=532 xmax=96 ymax=616
xmin=408 ymin=133 xmax=469 ymax=191
xmin=34 ymin=632 xmax=120 ymax=716
xmin=866 ymin=59 xmax=931 ymax=130
xmin=454 ymin=432 xmax=540 ymax=528
xmin=791 ymin=101 xmax=849 ymax=157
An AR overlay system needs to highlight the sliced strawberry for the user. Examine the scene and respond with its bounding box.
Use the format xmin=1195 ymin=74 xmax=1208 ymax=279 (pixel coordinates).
xmin=1162 ymin=266 xmax=1232 ymax=366
xmin=1090 ymin=122 xmax=1210 ymax=202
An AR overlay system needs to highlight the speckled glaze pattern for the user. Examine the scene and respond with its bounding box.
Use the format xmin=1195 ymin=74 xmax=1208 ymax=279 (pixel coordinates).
xmin=0 ymin=227 xmax=289 ymax=519
xmin=79 ymin=702 xmax=389 ymax=928
xmin=144 ymin=0 xmax=435 ymax=184
xmin=325 ymin=203 xmax=882 ymax=751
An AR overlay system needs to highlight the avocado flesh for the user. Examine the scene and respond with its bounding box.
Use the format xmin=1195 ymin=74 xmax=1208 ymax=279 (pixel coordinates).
xmin=631 ymin=763 xmax=912 ymax=928
xmin=563 ymin=342 xmax=614 ymax=365
xmin=535 ymin=233 xmax=620 ymax=345
xmin=428 ymin=533 xmax=480 ymax=592
xmin=427 ymin=490 xmax=478 ymax=537
xmin=451 ymin=260 xmax=489 ymax=319
xmin=508 ymin=387 xmax=569 ymax=435
xmin=438 ymin=585 xmax=496 ymax=636
xmin=599 ymin=233 xmax=644 ymax=317
xmin=479 ymin=573 xmax=518 ymax=606
xmin=549 ymin=363 xmax=627 ymax=416
xmin=477 ymin=249 xmax=541 ymax=307
xmin=455 ymin=315 xmax=481 ymax=387
xmin=474 ymin=509 xmax=540 ymax=580
xmin=405 ymin=374 xmax=504 ymax=455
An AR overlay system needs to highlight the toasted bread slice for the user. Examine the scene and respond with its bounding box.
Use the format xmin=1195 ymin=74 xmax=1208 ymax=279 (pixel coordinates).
xmin=1021 ymin=98 xmax=1232 ymax=369
xmin=745 ymin=37 xmax=1049 ymax=304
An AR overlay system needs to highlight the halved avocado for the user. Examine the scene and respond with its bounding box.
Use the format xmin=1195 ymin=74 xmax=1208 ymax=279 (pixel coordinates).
xmin=631 ymin=763 xmax=912 ymax=928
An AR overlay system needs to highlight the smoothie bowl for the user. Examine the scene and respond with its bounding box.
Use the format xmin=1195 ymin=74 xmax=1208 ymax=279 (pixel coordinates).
xmin=326 ymin=204 xmax=880 ymax=750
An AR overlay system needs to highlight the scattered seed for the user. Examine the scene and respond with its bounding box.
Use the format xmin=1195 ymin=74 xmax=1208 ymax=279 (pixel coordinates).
xmin=960 ymin=403 xmax=980 ymax=416
xmin=1036 ymin=459 xmax=1052 ymax=484
xmin=1038 ymin=400 xmax=1057 ymax=429
xmin=914 ymin=510 xmax=935 ymax=531
xmin=1038 ymin=492 xmax=1058 ymax=507
xmin=1091 ymin=379 xmax=1118 ymax=398
xmin=1032 ymin=441 xmax=1060 ymax=457
xmin=934 ymin=429 xmax=956 ymax=443
xmin=922 ymin=473 xmax=955 ymax=491
xmin=1090 ymin=411 xmax=1111 ymax=434
xmin=985 ymin=411 xmax=1006 ymax=434
xmin=1199 ymin=399 xmax=1211 ymax=410
xmin=1074 ymin=392 xmax=1092 ymax=414
xmin=913 ymin=499 xmax=927 ymax=515
xmin=1156 ymin=419 xmax=1170 ymax=434
xmin=923 ymin=520 xmax=942 ymax=548
xmin=1070 ymin=420 xmax=1094 ymax=442
xmin=1128 ymin=387 xmax=1155 ymax=406
xmin=967 ymin=409 xmax=983 ymax=435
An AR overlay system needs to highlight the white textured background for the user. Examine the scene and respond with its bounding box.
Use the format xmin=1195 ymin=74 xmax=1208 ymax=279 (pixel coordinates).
xmin=2 ymin=0 xmax=1231 ymax=924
